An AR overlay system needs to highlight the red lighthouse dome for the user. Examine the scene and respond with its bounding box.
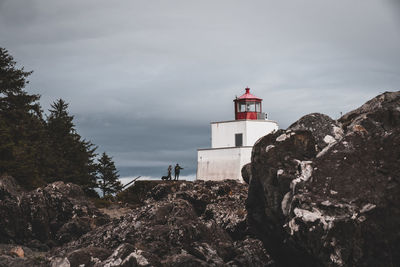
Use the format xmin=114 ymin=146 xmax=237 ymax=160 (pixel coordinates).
xmin=233 ymin=88 xmax=263 ymax=120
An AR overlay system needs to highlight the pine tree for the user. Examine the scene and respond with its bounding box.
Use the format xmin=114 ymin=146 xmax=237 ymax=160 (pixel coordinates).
xmin=97 ymin=152 xmax=122 ymax=197
xmin=46 ymin=99 xmax=98 ymax=195
xmin=46 ymin=99 xmax=75 ymax=181
xmin=0 ymin=47 xmax=47 ymax=188
xmin=0 ymin=47 xmax=106 ymax=196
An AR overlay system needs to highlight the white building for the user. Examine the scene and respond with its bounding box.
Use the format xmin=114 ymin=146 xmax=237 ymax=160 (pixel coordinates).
xmin=197 ymin=88 xmax=278 ymax=182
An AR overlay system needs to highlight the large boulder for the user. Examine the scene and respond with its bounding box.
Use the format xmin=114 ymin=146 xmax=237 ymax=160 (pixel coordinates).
xmin=288 ymin=112 xmax=343 ymax=151
xmin=0 ymin=176 xmax=30 ymax=244
xmin=0 ymin=177 xmax=109 ymax=248
xmin=246 ymin=91 xmax=400 ymax=266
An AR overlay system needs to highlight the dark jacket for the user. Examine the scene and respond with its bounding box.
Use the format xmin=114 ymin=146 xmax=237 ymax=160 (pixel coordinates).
xmin=174 ymin=165 xmax=183 ymax=173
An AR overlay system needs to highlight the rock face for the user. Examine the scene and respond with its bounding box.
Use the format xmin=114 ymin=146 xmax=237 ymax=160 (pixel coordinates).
xmin=288 ymin=113 xmax=343 ymax=151
xmin=246 ymin=91 xmax=400 ymax=266
xmin=0 ymin=176 xmax=109 ymax=249
xmin=48 ymin=180 xmax=273 ymax=266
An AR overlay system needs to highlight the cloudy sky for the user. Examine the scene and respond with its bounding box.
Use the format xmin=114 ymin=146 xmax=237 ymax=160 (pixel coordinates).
xmin=1 ymin=0 xmax=399 ymax=179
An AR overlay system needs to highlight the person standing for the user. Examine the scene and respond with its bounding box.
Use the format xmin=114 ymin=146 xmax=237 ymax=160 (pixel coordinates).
xmin=167 ymin=165 xmax=172 ymax=180
xmin=174 ymin=163 xmax=183 ymax=180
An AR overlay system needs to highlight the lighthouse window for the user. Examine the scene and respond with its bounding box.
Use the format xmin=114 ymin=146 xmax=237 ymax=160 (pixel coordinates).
xmin=256 ymin=102 xmax=261 ymax=112
xmin=246 ymin=103 xmax=256 ymax=112
xmin=239 ymin=103 xmax=246 ymax=112
xmin=238 ymin=102 xmax=256 ymax=112
xmin=235 ymin=133 xmax=243 ymax=147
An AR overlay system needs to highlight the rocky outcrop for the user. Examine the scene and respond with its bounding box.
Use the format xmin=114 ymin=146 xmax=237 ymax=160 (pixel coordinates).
xmin=288 ymin=113 xmax=343 ymax=151
xmin=246 ymin=91 xmax=400 ymax=266
xmin=48 ymin=180 xmax=274 ymax=266
xmin=0 ymin=176 xmax=109 ymax=249
xmin=0 ymin=244 xmax=47 ymax=267
xmin=1 ymin=177 xmax=273 ymax=266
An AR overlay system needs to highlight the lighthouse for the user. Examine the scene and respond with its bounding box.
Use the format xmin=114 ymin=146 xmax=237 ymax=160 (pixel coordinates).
xmin=197 ymin=88 xmax=279 ymax=182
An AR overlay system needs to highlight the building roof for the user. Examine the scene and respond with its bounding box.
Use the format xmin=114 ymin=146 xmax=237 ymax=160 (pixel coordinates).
xmin=236 ymin=87 xmax=262 ymax=101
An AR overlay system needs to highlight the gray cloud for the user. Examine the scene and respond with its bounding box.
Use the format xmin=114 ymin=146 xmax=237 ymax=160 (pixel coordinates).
xmin=1 ymin=0 xmax=399 ymax=177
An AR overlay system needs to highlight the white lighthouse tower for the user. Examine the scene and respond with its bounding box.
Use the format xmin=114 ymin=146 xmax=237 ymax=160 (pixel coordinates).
xmin=197 ymin=88 xmax=278 ymax=182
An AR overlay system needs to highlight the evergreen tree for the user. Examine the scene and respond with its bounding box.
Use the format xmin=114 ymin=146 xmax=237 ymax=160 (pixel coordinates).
xmin=0 ymin=47 xmax=111 ymax=197
xmin=46 ymin=99 xmax=98 ymax=195
xmin=0 ymin=47 xmax=47 ymax=188
xmin=97 ymin=152 xmax=122 ymax=197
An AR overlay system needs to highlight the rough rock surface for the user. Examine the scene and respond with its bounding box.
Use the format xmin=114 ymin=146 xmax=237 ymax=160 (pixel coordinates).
xmin=0 ymin=176 xmax=109 ymax=249
xmin=1 ymin=178 xmax=273 ymax=266
xmin=241 ymin=163 xmax=252 ymax=184
xmin=246 ymin=91 xmax=400 ymax=266
xmin=0 ymin=244 xmax=46 ymax=267
xmin=288 ymin=112 xmax=343 ymax=151
xmin=48 ymin=180 xmax=273 ymax=266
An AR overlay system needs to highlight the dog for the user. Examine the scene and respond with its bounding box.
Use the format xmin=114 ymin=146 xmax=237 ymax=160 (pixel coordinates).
xmin=161 ymin=175 xmax=171 ymax=181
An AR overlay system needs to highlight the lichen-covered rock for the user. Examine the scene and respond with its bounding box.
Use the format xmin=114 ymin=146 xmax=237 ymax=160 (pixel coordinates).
xmin=288 ymin=112 xmax=343 ymax=151
xmin=339 ymin=91 xmax=400 ymax=132
xmin=247 ymin=129 xmax=318 ymax=266
xmin=95 ymin=243 xmax=138 ymax=267
xmin=228 ymin=238 xmax=274 ymax=266
xmin=48 ymin=180 xmax=273 ymax=266
xmin=66 ymin=247 xmax=112 ymax=267
xmin=247 ymin=91 xmax=400 ymax=266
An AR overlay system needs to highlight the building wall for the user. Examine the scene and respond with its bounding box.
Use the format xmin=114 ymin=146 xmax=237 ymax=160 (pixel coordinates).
xmin=245 ymin=120 xmax=279 ymax=146
xmin=211 ymin=121 xmax=246 ymax=148
xmin=197 ymin=147 xmax=252 ymax=182
xmin=211 ymin=120 xmax=278 ymax=148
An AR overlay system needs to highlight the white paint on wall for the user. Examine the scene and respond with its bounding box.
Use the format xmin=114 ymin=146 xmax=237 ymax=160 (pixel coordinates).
xmin=211 ymin=120 xmax=278 ymax=148
xmin=211 ymin=121 xmax=246 ymax=148
xmin=197 ymin=147 xmax=252 ymax=182
xmin=245 ymin=120 xmax=278 ymax=146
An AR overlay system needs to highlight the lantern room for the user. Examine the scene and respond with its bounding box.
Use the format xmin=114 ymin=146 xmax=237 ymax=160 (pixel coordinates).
xmin=234 ymin=87 xmax=264 ymax=120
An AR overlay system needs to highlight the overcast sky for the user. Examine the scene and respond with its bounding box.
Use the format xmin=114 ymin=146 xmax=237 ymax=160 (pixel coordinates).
xmin=1 ymin=0 xmax=399 ymax=179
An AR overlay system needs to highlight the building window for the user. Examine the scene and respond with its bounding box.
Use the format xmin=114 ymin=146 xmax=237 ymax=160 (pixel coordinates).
xmin=238 ymin=102 xmax=256 ymax=112
xmin=239 ymin=103 xmax=246 ymax=112
xmin=246 ymin=102 xmax=256 ymax=112
xmin=235 ymin=133 xmax=243 ymax=147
